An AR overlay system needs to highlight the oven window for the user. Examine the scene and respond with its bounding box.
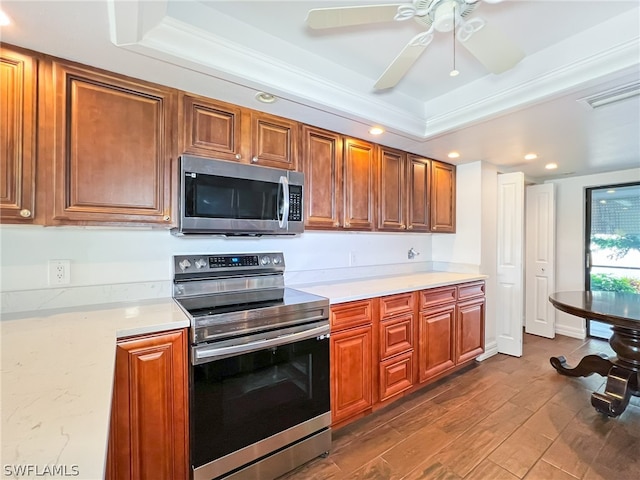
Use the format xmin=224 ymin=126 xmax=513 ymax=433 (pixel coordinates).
xmin=185 ymin=174 xmax=278 ymax=220
xmin=190 ymin=336 xmax=329 ymax=469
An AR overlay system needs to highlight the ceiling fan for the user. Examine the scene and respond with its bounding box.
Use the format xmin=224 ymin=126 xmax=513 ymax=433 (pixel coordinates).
xmin=306 ymin=0 xmax=525 ymax=90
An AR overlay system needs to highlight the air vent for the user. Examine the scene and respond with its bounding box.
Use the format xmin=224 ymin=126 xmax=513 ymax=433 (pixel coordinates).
xmin=580 ymin=81 xmax=640 ymax=109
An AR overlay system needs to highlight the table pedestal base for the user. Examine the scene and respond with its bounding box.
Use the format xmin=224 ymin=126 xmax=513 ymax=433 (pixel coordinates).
xmin=550 ymin=325 xmax=640 ymax=418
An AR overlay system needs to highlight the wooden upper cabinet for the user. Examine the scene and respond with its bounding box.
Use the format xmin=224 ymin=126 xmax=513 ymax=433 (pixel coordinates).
xmin=430 ymin=160 xmax=456 ymax=233
xmin=407 ymin=155 xmax=430 ymax=232
xmin=48 ymin=61 xmax=177 ymax=225
xmin=378 ymin=146 xmax=406 ymax=231
xmin=250 ymin=110 xmax=298 ymax=170
xmin=179 ymin=93 xmax=244 ymax=162
xmin=180 ymin=94 xmax=298 ymax=170
xmin=302 ymin=125 xmax=343 ymax=229
xmin=343 ymin=137 xmax=376 ymax=230
xmin=1 ymin=46 xmax=37 ymax=223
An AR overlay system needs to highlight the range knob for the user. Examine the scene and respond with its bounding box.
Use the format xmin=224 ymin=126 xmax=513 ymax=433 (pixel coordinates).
xmin=272 ymin=256 xmax=282 ymax=265
xmin=195 ymin=258 xmax=208 ymax=269
xmin=260 ymin=256 xmax=271 ymax=265
xmin=178 ymin=259 xmax=192 ymax=271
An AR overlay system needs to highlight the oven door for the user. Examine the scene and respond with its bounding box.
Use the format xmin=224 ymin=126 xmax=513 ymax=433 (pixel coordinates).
xmin=190 ymin=321 xmax=330 ymax=480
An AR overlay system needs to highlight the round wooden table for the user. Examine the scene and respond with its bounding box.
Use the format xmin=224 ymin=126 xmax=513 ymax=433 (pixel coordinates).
xmin=549 ymin=291 xmax=640 ymax=417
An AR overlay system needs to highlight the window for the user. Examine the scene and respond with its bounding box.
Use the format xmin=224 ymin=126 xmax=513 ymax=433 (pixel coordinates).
xmin=585 ymin=182 xmax=640 ymax=339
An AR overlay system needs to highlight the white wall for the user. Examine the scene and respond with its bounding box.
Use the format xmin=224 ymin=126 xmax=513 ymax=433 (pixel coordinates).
xmin=432 ymin=161 xmax=498 ymax=358
xmin=0 ymin=226 xmax=433 ymax=313
xmin=547 ymin=168 xmax=640 ymax=338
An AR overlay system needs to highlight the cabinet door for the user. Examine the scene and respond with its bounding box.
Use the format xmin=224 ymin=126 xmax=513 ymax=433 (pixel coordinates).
xmin=418 ymin=304 xmax=456 ymax=383
xmin=107 ymin=330 xmax=188 ymax=480
xmin=331 ymin=299 xmax=374 ymax=331
xmin=250 ymin=111 xmax=298 ymax=170
xmin=379 ymin=313 xmax=413 ymax=360
xmin=430 ymin=160 xmax=456 ymax=232
xmin=456 ymin=298 xmax=485 ymax=364
xmin=377 ymin=146 xmax=406 ymax=231
xmin=302 ymin=125 xmax=343 ymax=229
xmin=1 ymin=46 xmax=37 ymax=223
xmin=379 ymin=351 xmax=413 ymax=402
xmin=49 ymin=61 xmax=176 ymax=225
xmin=343 ymin=137 xmax=376 ymax=230
xmin=407 ymin=155 xmax=430 ymax=232
xmin=180 ymin=93 xmax=245 ymax=162
xmin=330 ymin=325 xmax=373 ymax=425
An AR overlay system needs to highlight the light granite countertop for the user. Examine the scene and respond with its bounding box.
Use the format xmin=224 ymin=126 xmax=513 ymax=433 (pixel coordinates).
xmin=0 ymin=271 xmax=485 ymax=479
xmin=0 ymin=298 xmax=189 ymax=480
xmin=293 ymin=271 xmax=487 ymax=304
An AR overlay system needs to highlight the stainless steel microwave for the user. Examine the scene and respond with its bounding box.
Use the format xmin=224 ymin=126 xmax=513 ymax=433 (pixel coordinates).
xmin=173 ymin=155 xmax=304 ymax=236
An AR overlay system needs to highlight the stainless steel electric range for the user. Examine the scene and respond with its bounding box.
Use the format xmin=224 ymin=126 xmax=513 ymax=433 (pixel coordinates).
xmin=172 ymin=252 xmax=331 ymax=480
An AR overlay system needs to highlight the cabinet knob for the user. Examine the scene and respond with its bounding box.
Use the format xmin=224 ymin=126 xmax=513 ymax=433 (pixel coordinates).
xmin=344 ymin=222 xmax=350 ymax=228
xmin=334 ymin=222 xmax=340 ymax=227
xmin=163 ymin=215 xmax=171 ymax=222
xmin=19 ymin=209 xmax=31 ymax=218
xmin=251 ymin=156 xmax=259 ymax=163
xmin=401 ymin=224 xmax=406 ymax=230
xmin=235 ymin=153 xmax=242 ymax=160
xmin=407 ymin=225 xmax=413 ymax=230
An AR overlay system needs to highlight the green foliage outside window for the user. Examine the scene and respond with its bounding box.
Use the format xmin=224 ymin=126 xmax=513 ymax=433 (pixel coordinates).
xmin=591 ymin=234 xmax=640 ymax=260
xmin=590 ymin=273 xmax=640 ymax=293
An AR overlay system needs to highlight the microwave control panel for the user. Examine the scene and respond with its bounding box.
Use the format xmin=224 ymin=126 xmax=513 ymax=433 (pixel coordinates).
xmin=289 ymin=185 xmax=302 ymax=221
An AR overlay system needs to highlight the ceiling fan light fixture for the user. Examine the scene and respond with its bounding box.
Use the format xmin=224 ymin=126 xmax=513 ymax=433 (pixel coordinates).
xmin=433 ymin=0 xmax=460 ymax=32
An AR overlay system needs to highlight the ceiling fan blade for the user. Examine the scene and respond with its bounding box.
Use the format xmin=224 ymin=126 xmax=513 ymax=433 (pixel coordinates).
xmin=458 ymin=20 xmax=525 ymax=74
xmin=306 ymin=4 xmax=402 ymax=29
xmin=374 ymin=31 xmax=434 ymax=90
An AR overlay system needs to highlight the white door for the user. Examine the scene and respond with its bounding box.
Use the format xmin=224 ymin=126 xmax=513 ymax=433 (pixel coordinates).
xmin=496 ymin=172 xmax=524 ymax=357
xmin=525 ymin=183 xmax=556 ymax=338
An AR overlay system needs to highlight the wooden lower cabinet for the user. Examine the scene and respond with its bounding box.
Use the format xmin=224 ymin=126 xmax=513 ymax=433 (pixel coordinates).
xmin=106 ymin=329 xmax=188 ymax=480
xmin=330 ymin=324 xmax=373 ymax=425
xmin=418 ymin=304 xmax=456 ymax=382
xmin=379 ymin=351 xmax=413 ymax=402
xmin=456 ymin=298 xmax=485 ymax=364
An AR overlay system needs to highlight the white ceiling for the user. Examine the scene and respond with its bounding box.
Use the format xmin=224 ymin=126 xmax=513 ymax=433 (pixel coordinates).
xmin=2 ymin=0 xmax=639 ymax=181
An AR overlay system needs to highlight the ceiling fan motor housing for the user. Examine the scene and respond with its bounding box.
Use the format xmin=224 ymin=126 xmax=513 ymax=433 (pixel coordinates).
xmin=414 ymin=0 xmax=478 ymax=31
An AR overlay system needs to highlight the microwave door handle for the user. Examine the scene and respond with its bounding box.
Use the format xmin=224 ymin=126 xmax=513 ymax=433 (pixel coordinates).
xmin=278 ymin=176 xmax=290 ymax=229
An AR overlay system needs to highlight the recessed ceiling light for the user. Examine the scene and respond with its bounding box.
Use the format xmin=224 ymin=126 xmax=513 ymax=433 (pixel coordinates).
xmin=369 ymin=126 xmax=384 ymax=135
xmin=447 ymin=151 xmax=460 ymax=159
xmin=524 ymin=153 xmax=538 ymax=160
xmin=545 ymin=163 xmax=558 ymax=170
xmin=0 ymin=10 xmax=11 ymax=26
xmin=255 ymin=92 xmax=277 ymax=104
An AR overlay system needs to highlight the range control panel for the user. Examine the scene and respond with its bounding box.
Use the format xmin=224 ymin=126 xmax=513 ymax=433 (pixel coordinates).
xmin=173 ymin=252 xmax=285 ymax=275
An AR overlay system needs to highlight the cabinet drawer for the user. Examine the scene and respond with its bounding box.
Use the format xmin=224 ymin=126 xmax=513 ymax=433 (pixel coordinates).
xmin=380 ymin=292 xmax=414 ymax=319
xmin=379 ymin=313 xmax=413 ymax=359
xmin=458 ymin=281 xmax=485 ymax=301
xmin=330 ymin=299 xmax=373 ymax=331
xmin=379 ymin=351 xmax=413 ymax=402
xmin=420 ymin=286 xmax=456 ymax=310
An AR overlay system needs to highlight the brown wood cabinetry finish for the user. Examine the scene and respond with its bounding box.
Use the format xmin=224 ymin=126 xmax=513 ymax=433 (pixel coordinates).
xmin=343 ymin=137 xmax=376 ymax=230
xmin=420 ymin=286 xmax=457 ymax=309
xmin=330 ymin=324 xmax=373 ymax=426
xmin=419 ymin=304 xmax=456 ymax=382
xmin=107 ymin=329 xmax=188 ymax=480
xmin=48 ymin=61 xmax=177 ymax=225
xmin=250 ymin=110 xmax=299 ymax=170
xmin=301 ymin=125 xmax=343 ymax=228
xmin=378 ymin=147 xmax=406 ymax=231
xmin=379 ymin=292 xmax=414 ymax=318
xmin=179 ymin=93 xmax=244 ymax=162
xmin=379 ymin=351 xmax=413 ymax=402
xmin=379 ymin=313 xmax=414 ymax=359
xmin=1 ymin=46 xmax=37 ymax=223
xmin=330 ymin=298 xmax=373 ymax=331
xmin=407 ymin=155 xmax=430 ymax=232
xmin=430 ymin=160 xmax=456 ymax=232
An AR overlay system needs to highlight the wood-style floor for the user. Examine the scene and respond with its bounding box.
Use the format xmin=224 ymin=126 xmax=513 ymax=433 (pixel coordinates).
xmin=278 ymin=334 xmax=640 ymax=480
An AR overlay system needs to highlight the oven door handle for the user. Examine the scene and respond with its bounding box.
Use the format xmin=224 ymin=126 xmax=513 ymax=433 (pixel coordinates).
xmin=193 ymin=323 xmax=330 ymax=364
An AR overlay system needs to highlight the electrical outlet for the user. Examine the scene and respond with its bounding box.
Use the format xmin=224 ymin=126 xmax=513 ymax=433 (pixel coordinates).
xmin=48 ymin=260 xmax=71 ymax=285
xmin=349 ymin=251 xmax=357 ymax=266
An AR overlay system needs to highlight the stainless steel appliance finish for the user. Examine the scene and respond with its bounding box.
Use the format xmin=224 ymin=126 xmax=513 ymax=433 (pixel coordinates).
xmin=173 ymin=252 xmax=331 ymax=480
xmin=173 ymin=155 xmax=304 ymax=236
